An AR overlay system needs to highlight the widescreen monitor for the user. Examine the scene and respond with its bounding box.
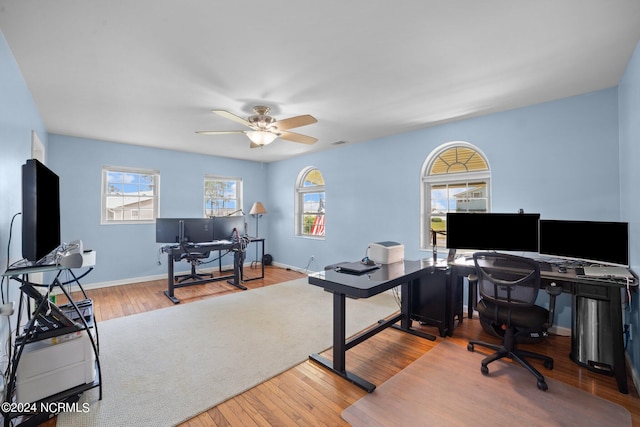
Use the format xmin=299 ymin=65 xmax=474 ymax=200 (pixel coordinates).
xmin=539 ymin=219 xmax=629 ymax=267
xmin=446 ymin=212 xmax=540 ymax=252
xmin=212 ymin=216 xmax=246 ymax=240
xmin=155 ymin=218 xmax=214 ymax=243
xmin=22 ymin=159 xmax=61 ymax=262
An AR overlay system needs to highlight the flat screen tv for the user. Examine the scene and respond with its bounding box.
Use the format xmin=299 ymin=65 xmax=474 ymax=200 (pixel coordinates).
xmin=539 ymin=219 xmax=629 ymax=267
xmin=446 ymin=212 xmax=540 ymax=252
xmin=22 ymin=159 xmax=61 ymax=262
xmin=155 ymin=218 xmax=214 ymax=243
xmin=212 ymin=216 xmax=246 ymax=240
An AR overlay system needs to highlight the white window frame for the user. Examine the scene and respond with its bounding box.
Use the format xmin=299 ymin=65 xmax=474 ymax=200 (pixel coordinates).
xmin=204 ymin=175 xmax=243 ymax=218
xmin=101 ymin=165 xmax=160 ymax=224
xmin=295 ymin=166 xmax=325 ymax=238
xmin=420 ymin=142 xmax=491 ymax=250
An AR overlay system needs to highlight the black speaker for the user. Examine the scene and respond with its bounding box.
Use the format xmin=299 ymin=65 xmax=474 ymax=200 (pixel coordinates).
xmin=262 ymin=254 xmax=273 ymax=265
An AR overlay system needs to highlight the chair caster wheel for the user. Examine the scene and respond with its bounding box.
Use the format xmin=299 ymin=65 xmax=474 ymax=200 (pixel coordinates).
xmin=467 ymin=343 xmax=474 ymax=352
xmin=544 ymin=360 xmax=553 ymax=370
xmin=481 ymin=365 xmax=489 ymax=375
xmin=537 ymin=380 xmax=548 ymax=391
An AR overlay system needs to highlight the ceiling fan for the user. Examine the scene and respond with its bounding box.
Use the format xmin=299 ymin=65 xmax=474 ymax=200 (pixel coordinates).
xmin=197 ymin=105 xmax=317 ymax=148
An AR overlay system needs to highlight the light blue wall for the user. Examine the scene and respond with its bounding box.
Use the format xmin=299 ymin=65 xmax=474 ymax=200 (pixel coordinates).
xmin=267 ymin=94 xmax=619 ymax=254
xmin=266 ymin=88 xmax=619 ymax=328
xmin=0 ymin=30 xmax=48 ymax=371
xmin=47 ymin=135 xmax=269 ymax=284
xmin=619 ymin=40 xmax=640 ymax=379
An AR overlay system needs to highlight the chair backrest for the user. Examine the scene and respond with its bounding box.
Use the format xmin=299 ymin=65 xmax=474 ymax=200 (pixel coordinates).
xmin=473 ymin=252 xmax=541 ymax=309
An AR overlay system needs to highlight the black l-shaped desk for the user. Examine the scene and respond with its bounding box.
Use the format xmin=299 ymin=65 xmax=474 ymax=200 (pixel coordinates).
xmin=450 ymin=256 xmax=635 ymax=394
xmin=309 ymin=255 xmax=634 ymax=394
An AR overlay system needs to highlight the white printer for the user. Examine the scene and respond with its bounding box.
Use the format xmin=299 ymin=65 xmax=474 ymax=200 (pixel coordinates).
xmin=368 ymin=241 xmax=404 ymax=264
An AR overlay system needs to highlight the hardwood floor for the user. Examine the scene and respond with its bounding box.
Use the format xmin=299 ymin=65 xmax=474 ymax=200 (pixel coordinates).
xmin=48 ymin=265 xmax=640 ymax=426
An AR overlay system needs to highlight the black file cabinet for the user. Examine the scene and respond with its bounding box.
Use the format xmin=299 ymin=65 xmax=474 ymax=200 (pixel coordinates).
xmin=410 ymin=267 xmax=463 ymax=337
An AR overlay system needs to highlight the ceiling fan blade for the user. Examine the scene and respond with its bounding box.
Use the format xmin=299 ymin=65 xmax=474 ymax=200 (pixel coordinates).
xmin=279 ymin=130 xmax=317 ymax=145
xmin=211 ymin=110 xmax=252 ymax=128
xmin=274 ymin=114 xmax=317 ymax=131
xmin=195 ymin=130 xmax=245 ymax=135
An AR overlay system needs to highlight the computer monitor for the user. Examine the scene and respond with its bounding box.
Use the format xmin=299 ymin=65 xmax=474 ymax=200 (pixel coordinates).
xmin=155 ymin=218 xmax=214 ymax=243
xmin=182 ymin=218 xmax=214 ymax=243
xmin=156 ymin=218 xmax=181 ymax=243
xmin=212 ymin=216 xmax=246 ymax=240
xmin=539 ymin=219 xmax=629 ymax=267
xmin=446 ymin=212 xmax=540 ymax=252
xmin=22 ymin=159 xmax=61 ymax=262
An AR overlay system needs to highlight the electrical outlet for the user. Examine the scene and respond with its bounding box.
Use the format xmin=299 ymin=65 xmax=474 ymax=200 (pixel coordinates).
xmin=311 ymin=255 xmax=315 ymax=261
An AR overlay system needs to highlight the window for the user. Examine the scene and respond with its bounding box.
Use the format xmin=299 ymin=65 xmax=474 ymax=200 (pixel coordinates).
xmin=204 ymin=175 xmax=243 ymax=217
xmin=296 ymin=167 xmax=325 ymax=237
xmin=102 ymin=166 xmax=159 ymax=224
xmin=421 ymin=142 xmax=490 ymax=249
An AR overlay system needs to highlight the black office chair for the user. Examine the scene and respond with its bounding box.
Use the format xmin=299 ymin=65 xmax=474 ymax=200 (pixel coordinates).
xmin=175 ymin=249 xmax=213 ymax=283
xmin=467 ymin=252 xmax=559 ymax=391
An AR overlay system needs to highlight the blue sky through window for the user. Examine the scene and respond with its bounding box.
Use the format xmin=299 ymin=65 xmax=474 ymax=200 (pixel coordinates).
xmin=107 ymin=171 xmax=154 ymax=194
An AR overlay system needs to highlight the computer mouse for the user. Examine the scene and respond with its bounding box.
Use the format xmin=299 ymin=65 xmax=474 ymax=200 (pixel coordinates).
xmin=361 ymin=257 xmax=376 ymax=266
xmin=558 ymin=266 xmax=567 ymax=273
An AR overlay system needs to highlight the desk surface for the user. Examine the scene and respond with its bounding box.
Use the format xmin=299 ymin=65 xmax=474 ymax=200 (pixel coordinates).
xmin=309 ymin=258 xmax=447 ymax=298
xmin=3 ymin=251 xmax=97 ymax=277
xmin=161 ymin=237 xmax=264 ymax=253
xmin=451 ymin=256 xmax=636 ymax=289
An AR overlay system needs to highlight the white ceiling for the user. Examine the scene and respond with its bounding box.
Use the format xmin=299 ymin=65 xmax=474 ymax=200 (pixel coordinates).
xmin=1 ymin=1 xmax=640 ymax=163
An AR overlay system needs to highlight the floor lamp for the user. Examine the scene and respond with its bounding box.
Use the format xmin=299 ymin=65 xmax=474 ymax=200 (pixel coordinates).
xmin=249 ymin=201 xmax=267 ymax=268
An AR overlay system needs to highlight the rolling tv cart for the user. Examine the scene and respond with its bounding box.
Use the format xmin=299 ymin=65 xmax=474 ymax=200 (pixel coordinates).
xmin=1 ymin=263 xmax=101 ymax=427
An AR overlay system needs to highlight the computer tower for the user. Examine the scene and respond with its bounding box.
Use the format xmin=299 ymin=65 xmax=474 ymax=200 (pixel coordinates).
xmin=410 ymin=268 xmax=461 ymax=337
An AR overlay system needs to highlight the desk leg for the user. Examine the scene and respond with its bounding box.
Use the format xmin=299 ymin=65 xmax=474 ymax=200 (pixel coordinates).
xmin=468 ymin=277 xmax=477 ymax=319
xmin=309 ymin=292 xmax=376 ymax=393
xmin=610 ymin=288 xmax=628 ymax=394
xmin=260 ymin=240 xmax=264 ymax=278
xmin=226 ymin=251 xmax=247 ymax=290
xmin=244 ymin=240 xmax=265 ymax=281
xmin=389 ymin=281 xmax=437 ymax=341
xmin=163 ymin=253 xmax=181 ymax=304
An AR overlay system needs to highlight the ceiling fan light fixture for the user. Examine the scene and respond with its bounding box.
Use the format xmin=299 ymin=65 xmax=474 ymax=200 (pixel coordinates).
xmin=246 ymin=130 xmax=278 ymax=146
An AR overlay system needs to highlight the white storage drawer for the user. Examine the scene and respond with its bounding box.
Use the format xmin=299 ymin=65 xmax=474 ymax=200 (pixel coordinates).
xmin=16 ymin=330 xmax=95 ymax=403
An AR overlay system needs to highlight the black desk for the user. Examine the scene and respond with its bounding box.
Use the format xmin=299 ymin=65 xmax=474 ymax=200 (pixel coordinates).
xmin=307 ymin=259 xmax=446 ymax=392
xmin=161 ymin=237 xmax=264 ymax=304
xmin=451 ymin=256 xmax=635 ymax=394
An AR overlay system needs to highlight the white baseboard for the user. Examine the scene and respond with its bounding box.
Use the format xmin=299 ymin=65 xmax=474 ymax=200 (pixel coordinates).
xmin=51 ymin=263 xmax=237 ymax=294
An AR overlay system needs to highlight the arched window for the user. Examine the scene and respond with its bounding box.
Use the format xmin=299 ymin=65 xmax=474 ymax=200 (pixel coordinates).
xmin=421 ymin=142 xmax=490 ymax=249
xmin=295 ymin=167 xmax=325 ymax=238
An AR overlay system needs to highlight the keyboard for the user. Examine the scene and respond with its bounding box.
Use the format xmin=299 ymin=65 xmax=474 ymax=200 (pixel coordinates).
xmin=538 ymin=261 xmax=552 ymax=272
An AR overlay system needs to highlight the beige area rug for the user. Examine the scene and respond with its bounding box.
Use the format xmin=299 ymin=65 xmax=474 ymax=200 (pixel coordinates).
xmin=343 ymin=340 xmax=632 ymax=427
xmin=56 ymin=278 xmax=399 ymax=426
